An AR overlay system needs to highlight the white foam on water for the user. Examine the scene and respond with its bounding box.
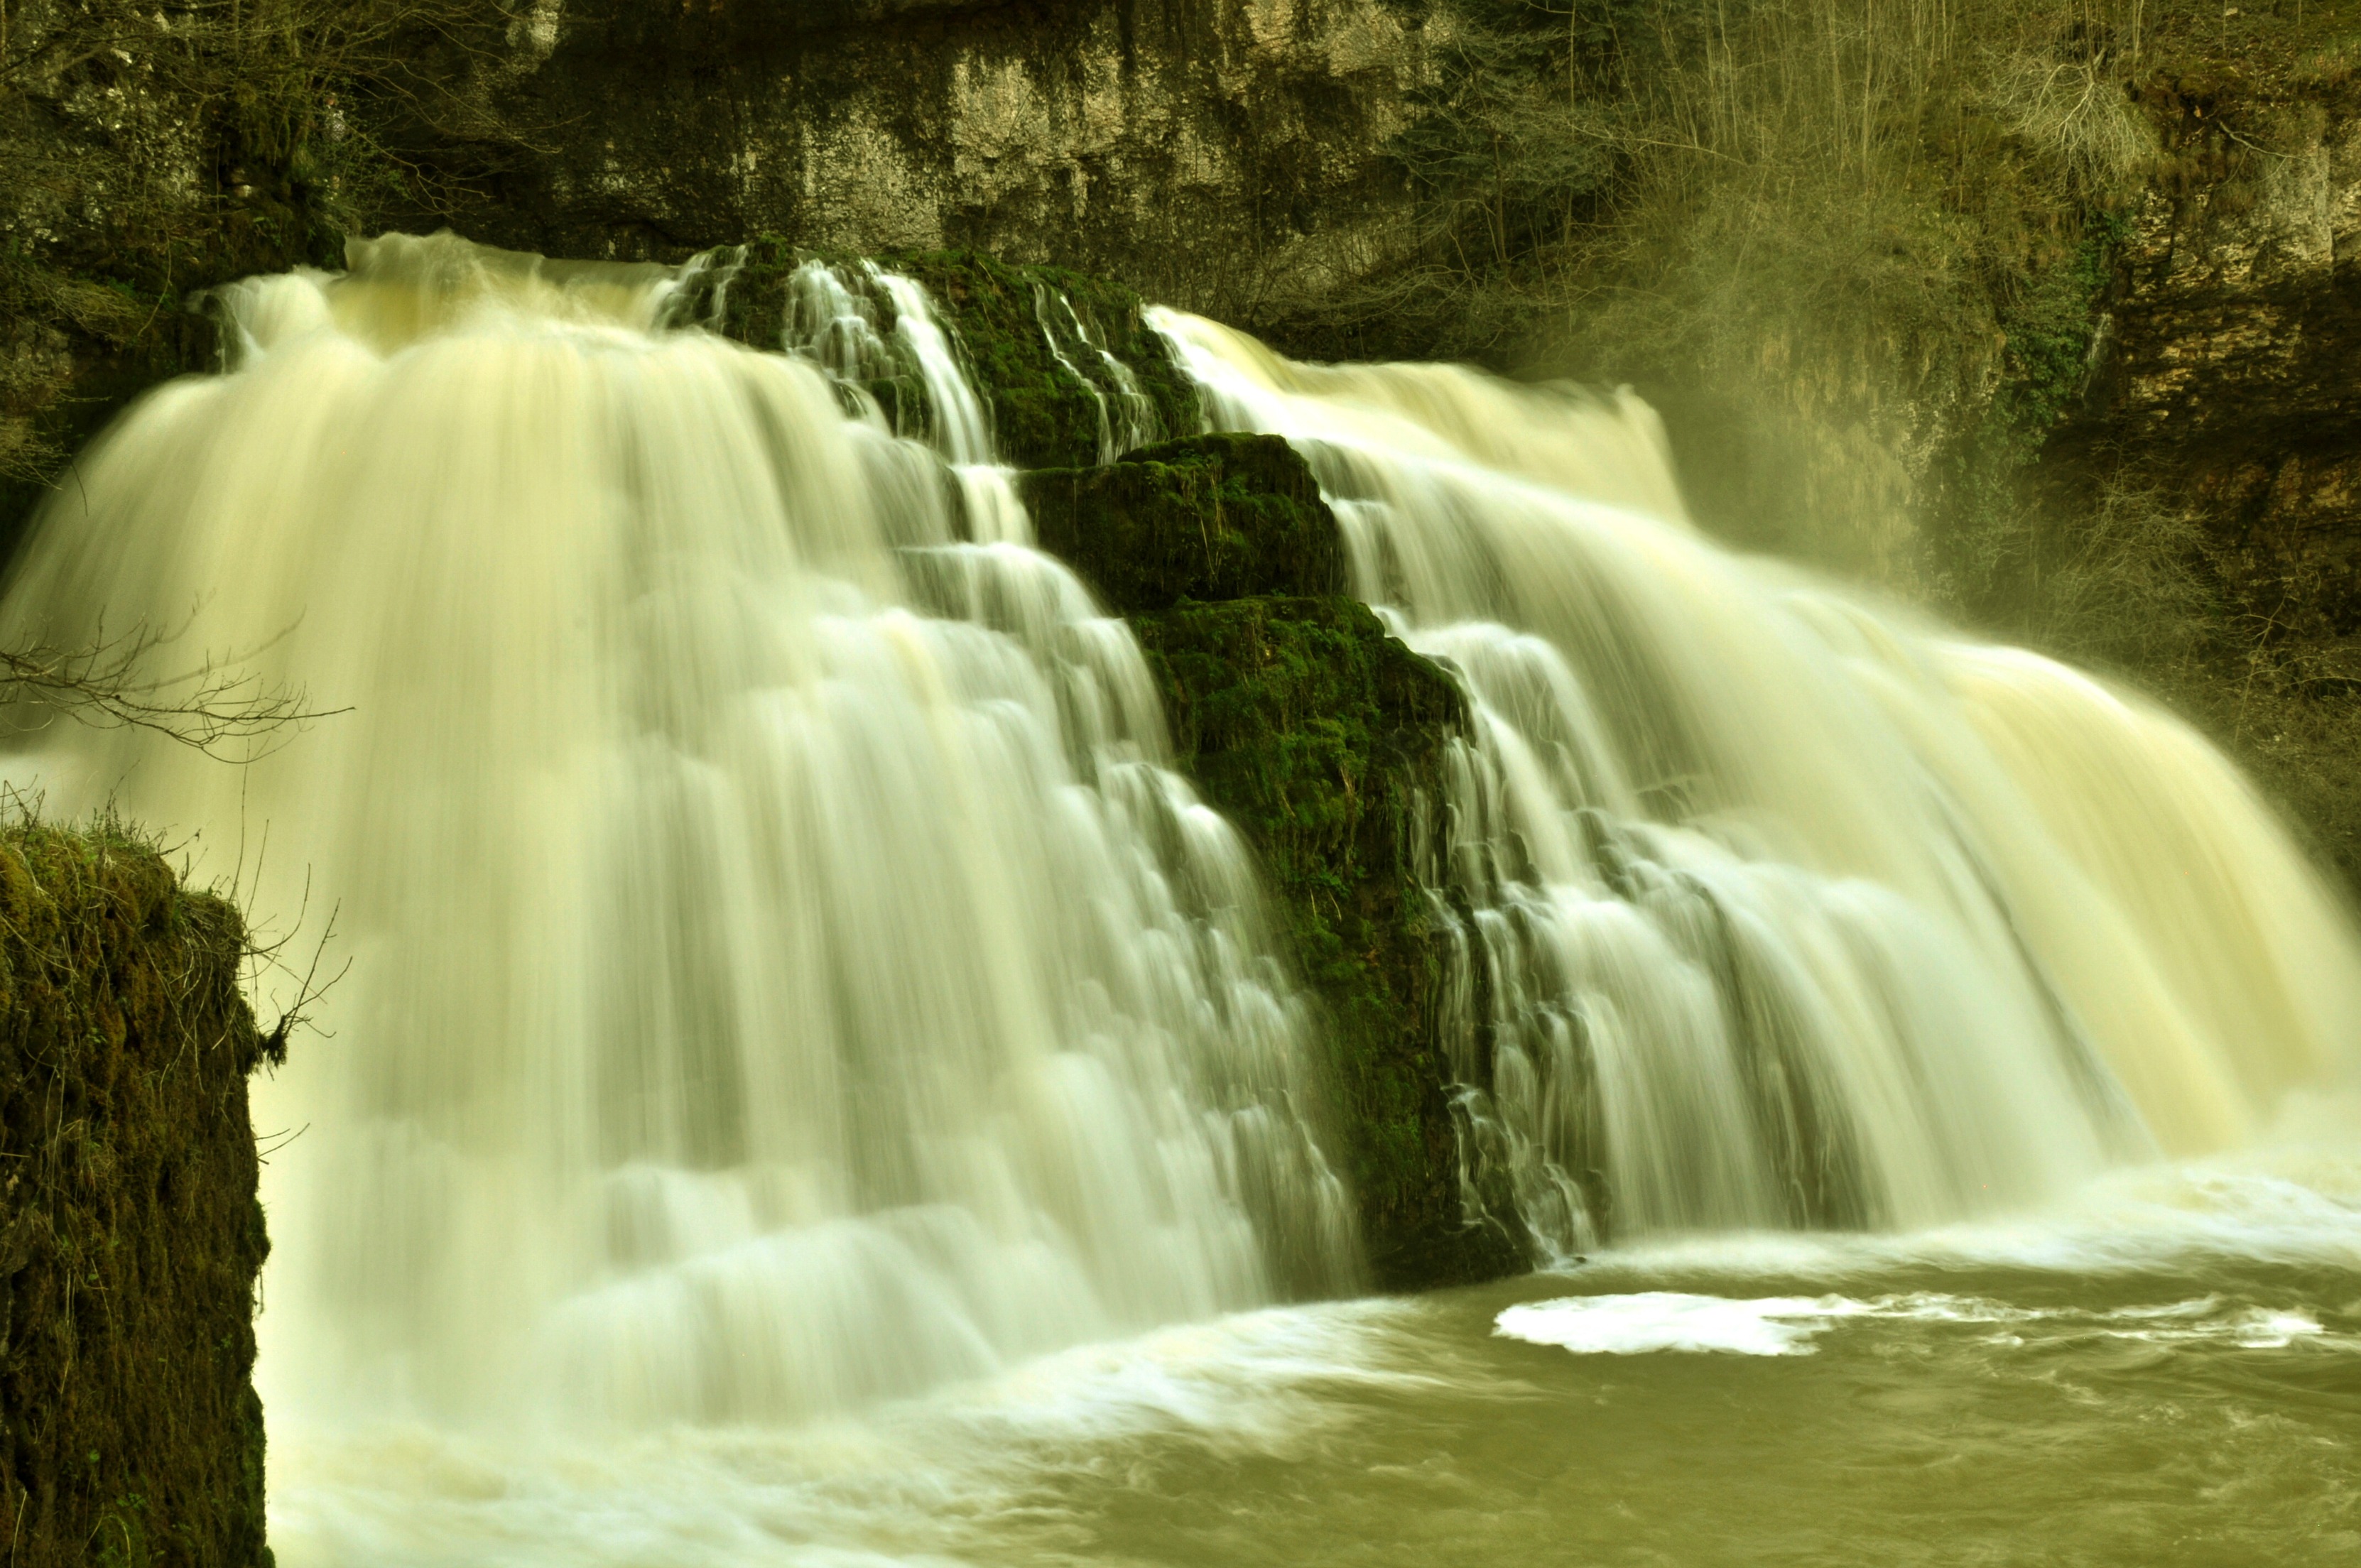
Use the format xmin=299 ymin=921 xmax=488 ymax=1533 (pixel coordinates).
xmin=1494 ymin=1292 xmax=1863 ymax=1356
xmin=270 ymin=1299 xmax=1423 ymax=1568
xmin=1560 ymin=1128 xmax=2361 ymax=1285
xmin=1494 ymin=1288 xmax=2345 ymax=1359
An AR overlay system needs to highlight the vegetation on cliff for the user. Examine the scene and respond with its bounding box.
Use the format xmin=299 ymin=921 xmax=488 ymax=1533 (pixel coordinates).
xmin=1301 ymin=0 xmax=2361 ymax=891
xmin=0 ymin=817 xmax=271 ymax=1567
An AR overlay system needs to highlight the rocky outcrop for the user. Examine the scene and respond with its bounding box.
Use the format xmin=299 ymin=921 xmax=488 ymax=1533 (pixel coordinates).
xmin=1136 ymin=594 xmax=1519 ymax=1287
xmin=0 ymin=825 xmax=271 ymax=1567
xmin=416 ymin=1 xmax=1437 ymax=321
xmin=1031 ymin=432 xmax=1516 ymax=1287
xmin=1022 ymin=432 xmax=1342 ymax=606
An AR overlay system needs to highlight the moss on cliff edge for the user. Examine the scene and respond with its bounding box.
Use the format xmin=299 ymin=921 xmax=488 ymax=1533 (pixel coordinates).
xmin=1135 ymin=597 xmax=1521 ymax=1290
xmin=1021 ymin=433 xmax=1343 ymax=611
xmin=0 ymin=822 xmax=270 ymax=1567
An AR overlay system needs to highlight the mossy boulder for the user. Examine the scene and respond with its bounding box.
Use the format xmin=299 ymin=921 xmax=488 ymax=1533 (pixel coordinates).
xmin=1135 ymin=597 xmax=1524 ymax=1290
xmin=1021 ymin=434 xmax=1344 ymax=611
xmin=0 ymin=823 xmax=271 ymax=1567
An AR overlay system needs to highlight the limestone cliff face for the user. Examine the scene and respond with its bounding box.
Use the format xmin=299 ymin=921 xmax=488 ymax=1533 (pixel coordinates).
xmin=1 ymin=2 xmax=1438 ymax=555
xmin=427 ymin=0 xmax=1436 ymax=319
xmin=2070 ymin=81 xmax=2361 ymax=660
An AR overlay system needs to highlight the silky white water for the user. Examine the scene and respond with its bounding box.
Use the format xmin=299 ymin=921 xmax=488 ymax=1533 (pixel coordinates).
xmin=1 ymin=236 xmax=2356 ymax=1564
xmin=1156 ymin=310 xmax=2361 ymax=1251
xmin=0 ymin=235 xmax=1355 ymax=1435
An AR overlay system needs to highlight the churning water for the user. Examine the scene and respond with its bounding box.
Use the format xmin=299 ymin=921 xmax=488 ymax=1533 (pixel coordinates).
xmin=2 ymin=235 xmax=2355 ymax=1564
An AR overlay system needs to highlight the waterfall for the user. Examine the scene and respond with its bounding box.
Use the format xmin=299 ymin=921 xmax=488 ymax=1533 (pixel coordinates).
xmin=9 ymin=226 xmax=2357 ymax=1449
xmin=0 ymin=234 xmax=1355 ymax=1429
xmin=1154 ymin=310 xmax=2361 ymax=1255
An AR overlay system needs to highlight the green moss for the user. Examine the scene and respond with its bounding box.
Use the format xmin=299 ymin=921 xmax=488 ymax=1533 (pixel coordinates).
xmin=1022 ymin=420 xmax=1516 ymax=1285
xmin=890 ymin=249 xmax=1198 ymax=467
xmin=1136 ymin=597 xmax=1522 ymax=1290
xmin=689 ymin=240 xmax=1199 ymax=467
xmin=1021 ymin=434 xmax=1342 ymax=611
xmin=0 ymin=820 xmax=271 ymax=1567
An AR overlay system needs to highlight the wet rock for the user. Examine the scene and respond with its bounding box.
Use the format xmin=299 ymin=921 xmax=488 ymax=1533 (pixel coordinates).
xmin=0 ymin=825 xmax=272 ymax=1567
xmin=1134 ymin=594 xmax=1523 ymax=1290
xmin=1022 ymin=432 xmax=1343 ymax=609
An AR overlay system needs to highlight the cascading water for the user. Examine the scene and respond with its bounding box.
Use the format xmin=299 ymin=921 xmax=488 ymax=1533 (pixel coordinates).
xmin=0 ymin=234 xmax=1356 ymax=1435
xmin=1154 ymin=310 xmax=2361 ymax=1256
xmin=6 ymin=233 xmax=2357 ymax=1565
xmin=1033 ymin=283 xmax=1164 ymax=464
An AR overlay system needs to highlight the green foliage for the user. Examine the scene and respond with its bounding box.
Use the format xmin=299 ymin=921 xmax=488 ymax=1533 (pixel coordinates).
xmin=1933 ymin=205 xmax=2135 ymax=621
xmin=1021 ymin=434 xmax=1343 ymax=611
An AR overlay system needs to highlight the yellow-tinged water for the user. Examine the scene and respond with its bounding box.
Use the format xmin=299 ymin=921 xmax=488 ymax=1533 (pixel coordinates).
xmin=268 ymin=1138 xmax=2360 ymax=1565
xmin=4 ymin=236 xmax=2357 ymax=1563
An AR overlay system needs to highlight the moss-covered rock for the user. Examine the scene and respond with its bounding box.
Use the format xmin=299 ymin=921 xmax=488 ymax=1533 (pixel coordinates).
xmin=891 ymin=249 xmax=1198 ymax=469
xmin=0 ymin=822 xmax=271 ymax=1567
xmin=685 ymin=240 xmax=1198 ymax=469
xmin=1021 ymin=434 xmax=1343 ymax=611
xmin=1024 ymin=420 xmax=1516 ymax=1286
xmin=1135 ymin=597 xmax=1522 ymax=1290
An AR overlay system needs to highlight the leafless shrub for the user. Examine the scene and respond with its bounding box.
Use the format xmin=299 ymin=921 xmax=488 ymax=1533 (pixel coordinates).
xmin=1990 ymin=50 xmax=2158 ymax=189
xmin=0 ymin=615 xmax=346 ymax=759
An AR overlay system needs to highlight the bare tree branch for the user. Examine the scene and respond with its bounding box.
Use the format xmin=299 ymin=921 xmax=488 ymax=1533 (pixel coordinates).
xmin=0 ymin=614 xmax=349 ymax=759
